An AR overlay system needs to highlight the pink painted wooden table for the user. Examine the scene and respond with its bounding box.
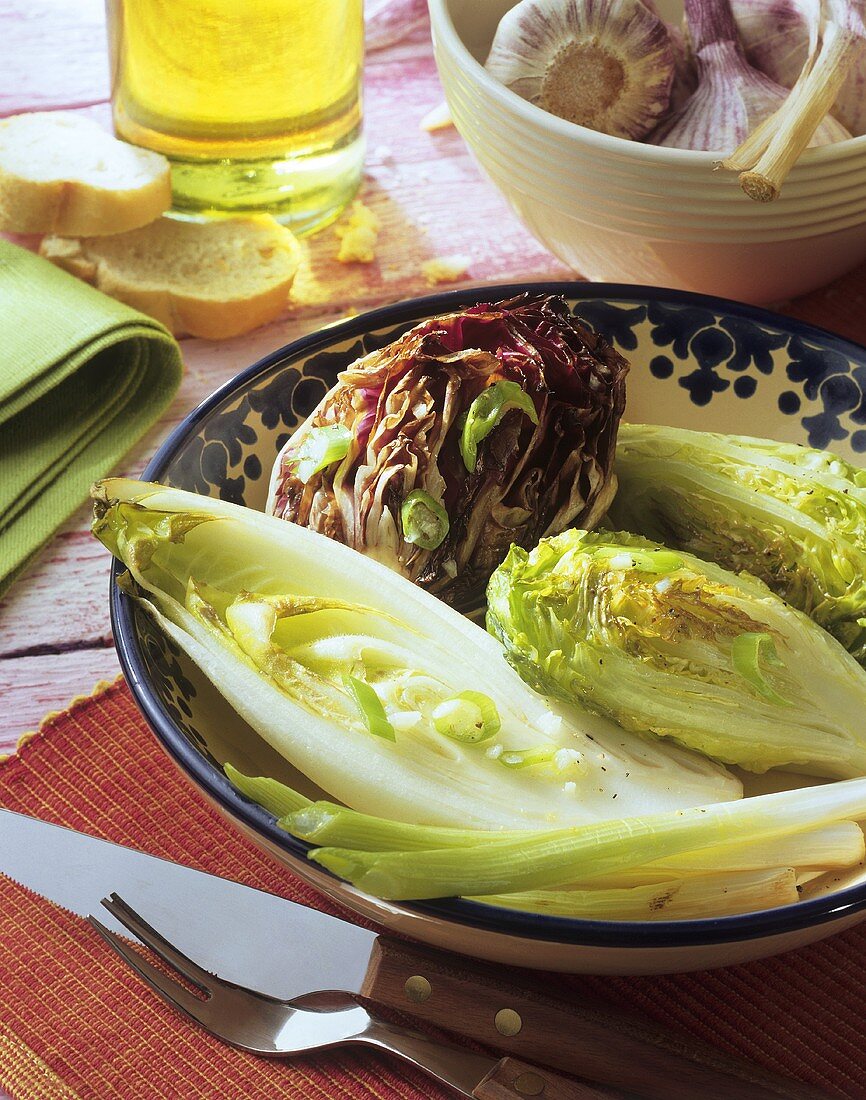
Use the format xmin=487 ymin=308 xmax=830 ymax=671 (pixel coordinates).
xmin=3 ymin=0 xmax=866 ymax=762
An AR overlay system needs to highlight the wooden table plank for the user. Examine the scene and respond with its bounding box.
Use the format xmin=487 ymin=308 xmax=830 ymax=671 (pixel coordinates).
xmin=0 ymin=0 xmax=108 ymax=116
xmin=0 ymin=650 xmax=122 ymax=755
xmin=0 ymin=529 xmax=112 ymax=658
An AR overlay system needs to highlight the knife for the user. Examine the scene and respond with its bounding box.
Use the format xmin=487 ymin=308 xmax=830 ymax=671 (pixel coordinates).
xmin=0 ymin=809 xmax=831 ymax=1100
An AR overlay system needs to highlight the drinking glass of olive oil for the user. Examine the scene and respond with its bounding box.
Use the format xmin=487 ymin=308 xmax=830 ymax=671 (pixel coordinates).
xmin=106 ymin=0 xmax=364 ymax=235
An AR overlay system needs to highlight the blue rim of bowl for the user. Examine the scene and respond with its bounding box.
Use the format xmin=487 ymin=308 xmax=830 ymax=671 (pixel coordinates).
xmin=112 ymin=280 xmax=866 ymax=949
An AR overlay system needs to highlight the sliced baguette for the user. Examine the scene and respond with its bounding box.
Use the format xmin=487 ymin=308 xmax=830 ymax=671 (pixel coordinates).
xmin=0 ymin=112 xmax=171 ymax=236
xmin=40 ymin=215 xmax=302 ymax=340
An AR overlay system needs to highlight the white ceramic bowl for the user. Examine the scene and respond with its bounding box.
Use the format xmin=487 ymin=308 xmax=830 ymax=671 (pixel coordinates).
xmin=113 ymin=283 xmax=866 ymax=976
xmin=428 ymin=0 xmax=866 ymax=302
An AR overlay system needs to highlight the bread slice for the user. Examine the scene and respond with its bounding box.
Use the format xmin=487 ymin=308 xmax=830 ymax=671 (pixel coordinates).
xmin=0 ymin=112 xmax=170 ymax=236
xmin=40 ymin=215 xmax=302 ymax=340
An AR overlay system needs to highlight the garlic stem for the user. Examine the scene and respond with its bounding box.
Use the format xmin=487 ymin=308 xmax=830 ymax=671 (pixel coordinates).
xmin=718 ymin=112 xmax=787 ymax=171
xmin=736 ymin=13 xmax=863 ymax=200
xmin=655 ymin=0 xmax=848 ymax=152
xmin=719 ymin=47 xmax=821 ymax=170
xmin=730 ymin=0 xmax=866 ymax=137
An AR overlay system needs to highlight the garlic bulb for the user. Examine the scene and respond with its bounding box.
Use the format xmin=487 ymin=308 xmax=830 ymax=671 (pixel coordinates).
xmin=723 ymin=0 xmax=864 ymax=201
xmin=731 ymin=0 xmax=866 ymax=136
xmin=652 ymin=0 xmax=850 ymax=151
xmin=485 ymin=0 xmax=676 ymax=140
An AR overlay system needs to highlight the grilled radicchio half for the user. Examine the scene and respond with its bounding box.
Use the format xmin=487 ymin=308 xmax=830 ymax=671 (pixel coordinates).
xmin=266 ymin=294 xmax=629 ymax=605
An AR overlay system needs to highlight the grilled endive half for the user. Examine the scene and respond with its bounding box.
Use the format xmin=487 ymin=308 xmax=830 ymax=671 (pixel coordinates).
xmin=609 ymin=424 xmax=866 ymax=664
xmin=91 ymin=479 xmax=740 ymax=832
xmin=487 ymin=528 xmax=866 ymax=778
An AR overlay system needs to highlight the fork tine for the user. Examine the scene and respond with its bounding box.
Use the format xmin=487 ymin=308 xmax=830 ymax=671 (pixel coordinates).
xmin=88 ymin=915 xmax=214 ymax=1026
xmin=100 ymin=893 xmax=214 ymax=992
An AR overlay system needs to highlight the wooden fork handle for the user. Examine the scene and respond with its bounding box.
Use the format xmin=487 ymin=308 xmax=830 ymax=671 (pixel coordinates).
xmin=474 ymin=1056 xmax=614 ymax=1099
xmin=360 ymin=936 xmax=832 ymax=1100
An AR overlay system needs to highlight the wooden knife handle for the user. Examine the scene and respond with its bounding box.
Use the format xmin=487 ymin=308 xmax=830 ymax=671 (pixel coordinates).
xmin=360 ymin=937 xmax=832 ymax=1100
xmin=475 ymin=1056 xmax=613 ymax=1099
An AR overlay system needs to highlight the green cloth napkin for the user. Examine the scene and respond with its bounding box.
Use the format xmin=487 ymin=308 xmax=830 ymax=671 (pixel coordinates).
xmin=0 ymin=240 xmax=183 ymax=594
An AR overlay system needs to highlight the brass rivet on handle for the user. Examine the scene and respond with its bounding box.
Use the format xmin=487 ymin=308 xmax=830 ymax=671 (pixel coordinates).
xmin=513 ymin=1071 xmax=545 ymax=1096
xmin=494 ymin=1007 xmax=523 ymax=1036
xmin=404 ymin=975 xmax=432 ymax=1003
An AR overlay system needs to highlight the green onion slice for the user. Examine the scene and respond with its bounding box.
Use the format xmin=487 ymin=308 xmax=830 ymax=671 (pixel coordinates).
xmin=498 ymin=747 xmax=557 ymax=769
xmin=460 ymin=380 xmax=539 ymax=472
xmin=592 ymin=547 xmax=684 ymax=574
xmin=401 ymin=490 xmax=449 ymax=550
xmin=432 ymin=691 xmax=501 ymax=743
xmin=731 ymin=632 xmax=789 ymax=705
xmin=343 ymin=674 xmax=396 ymax=741
xmin=290 ymin=424 xmax=352 ymax=484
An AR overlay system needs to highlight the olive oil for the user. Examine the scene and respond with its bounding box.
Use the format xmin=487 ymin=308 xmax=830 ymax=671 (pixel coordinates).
xmin=106 ymin=0 xmax=364 ymax=234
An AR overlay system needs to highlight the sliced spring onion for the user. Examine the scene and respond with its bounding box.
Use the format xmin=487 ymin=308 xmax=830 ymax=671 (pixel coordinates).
xmin=731 ymin=632 xmax=789 ymax=705
xmin=432 ymin=690 xmax=501 ymax=743
xmin=460 ymin=380 xmax=539 ymax=472
xmin=290 ymin=424 xmax=352 ymax=484
xmin=343 ymin=674 xmax=396 ymax=741
xmin=591 ymin=546 xmax=684 ymax=574
xmin=499 ymin=747 xmax=557 ymax=769
xmin=497 ymin=746 xmax=585 ymax=776
xmin=400 ymin=490 xmax=449 ymax=550
xmin=224 ymin=764 xmax=311 ymax=817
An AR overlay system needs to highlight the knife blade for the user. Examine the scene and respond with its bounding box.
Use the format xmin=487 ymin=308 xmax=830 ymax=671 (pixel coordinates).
xmin=0 ymin=808 xmax=833 ymax=1100
xmin=0 ymin=807 xmax=374 ymax=998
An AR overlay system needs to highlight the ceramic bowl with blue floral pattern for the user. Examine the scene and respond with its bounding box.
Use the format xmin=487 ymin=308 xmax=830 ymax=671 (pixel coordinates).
xmin=112 ymin=283 xmax=866 ymax=975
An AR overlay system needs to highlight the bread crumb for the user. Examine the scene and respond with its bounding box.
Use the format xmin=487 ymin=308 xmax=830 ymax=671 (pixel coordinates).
xmin=421 ymin=102 xmax=454 ymax=132
xmin=422 ymin=255 xmax=469 ymax=285
xmin=335 ymin=201 xmax=381 ymax=264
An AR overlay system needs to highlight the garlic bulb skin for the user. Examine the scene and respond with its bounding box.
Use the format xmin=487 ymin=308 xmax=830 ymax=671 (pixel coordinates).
xmin=640 ymin=0 xmax=699 ymax=109
xmin=653 ymin=39 xmax=851 ymax=150
xmin=668 ymin=22 xmax=700 ymax=111
xmin=485 ymin=0 xmax=676 ymax=140
xmin=731 ymin=0 xmax=866 ymax=136
xmin=652 ymin=0 xmax=851 ymax=152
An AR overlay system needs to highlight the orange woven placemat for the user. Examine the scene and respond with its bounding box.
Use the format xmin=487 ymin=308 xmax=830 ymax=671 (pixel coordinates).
xmin=1 ymin=679 xmax=865 ymax=1100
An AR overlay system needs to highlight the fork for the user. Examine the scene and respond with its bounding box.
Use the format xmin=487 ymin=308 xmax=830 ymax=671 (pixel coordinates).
xmin=89 ymin=893 xmax=609 ymax=1099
